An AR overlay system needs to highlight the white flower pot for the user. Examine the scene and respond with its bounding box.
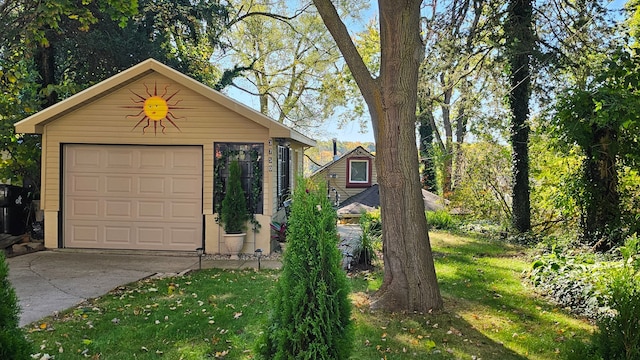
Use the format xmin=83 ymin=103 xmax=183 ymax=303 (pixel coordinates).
xmin=224 ymin=233 xmax=245 ymax=260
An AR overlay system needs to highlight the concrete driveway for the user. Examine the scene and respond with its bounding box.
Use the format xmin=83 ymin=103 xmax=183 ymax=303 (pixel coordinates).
xmin=7 ymin=251 xmax=278 ymax=327
xmin=6 ymin=225 xmax=358 ymax=327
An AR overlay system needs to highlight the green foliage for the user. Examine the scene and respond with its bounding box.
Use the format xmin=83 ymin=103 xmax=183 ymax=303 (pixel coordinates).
xmin=426 ymin=210 xmax=457 ymax=231
xmin=220 ymin=0 xmax=366 ymax=131
xmin=0 ymin=252 xmax=32 ymax=359
xmin=552 ymin=46 xmax=640 ymax=250
xmin=258 ymin=178 xmax=353 ymax=359
xmin=0 ymin=54 xmax=42 ymax=188
xmin=220 ymin=160 xmax=250 ymax=234
xmin=593 ymin=236 xmax=640 ymax=360
xmin=528 ymin=129 xmax=582 ymax=235
xmin=528 ymin=248 xmax=606 ymax=319
xmin=450 ymin=142 xmax=512 ymax=226
xmin=355 ymin=210 xmax=382 ymax=266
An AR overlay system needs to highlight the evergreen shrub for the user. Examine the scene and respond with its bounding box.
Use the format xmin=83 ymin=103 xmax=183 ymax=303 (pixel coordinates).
xmin=257 ymin=178 xmax=353 ymax=359
xmin=593 ymin=236 xmax=640 ymax=360
xmin=220 ymin=160 xmax=249 ymax=234
xmin=0 ymin=251 xmax=32 ymax=359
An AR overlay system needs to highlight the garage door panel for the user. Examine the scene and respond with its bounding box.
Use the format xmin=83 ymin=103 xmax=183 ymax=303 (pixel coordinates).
xmin=70 ymin=225 xmax=99 ymax=244
xmin=138 ymin=176 xmax=166 ymax=194
xmin=137 ymin=201 xmax=166 ymax=219
xmin=106 ymin=150 xmax=135 ymax=169
xmin=64 ymin=145 xmax=202 ymax=251
xmin=170 ymin=228 xmax=200 ymax=245
xmin=172 ymin=151 xmax=201 ymax=171
xmin=69 ymin=199 xmax=100 ymax=217
xmin=105 ymin=200 xmax=132 ymax=217
xmin=71 ymin=175 xmax=100 ymax=193
xmin=72 ymin=149 xmax=101 ymax=168
xmin=105 ymin=176 xmax=133 ymax=193
xmin=171 ymin=177 xmax=200 ymax=195
xmin=170 ymin=202 xmax=202 ymax=219
xmin=104 ymin=226 xmax=132 ymax=244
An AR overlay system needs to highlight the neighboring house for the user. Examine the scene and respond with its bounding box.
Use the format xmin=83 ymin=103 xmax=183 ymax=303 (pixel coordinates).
xmin=310 ymin=145 xmax=445 ymax=220
xmin=14 ymin=59 xmax=314 ymax=255
xmin=309 ymin=145 xmax=377 ymax=209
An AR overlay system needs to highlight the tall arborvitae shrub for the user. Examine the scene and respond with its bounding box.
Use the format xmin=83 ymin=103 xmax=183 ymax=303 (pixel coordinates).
xmin=0 ymin=252 xmax=32 ymax=359
xmin=257 ymin=178 xmax=353 ymax=359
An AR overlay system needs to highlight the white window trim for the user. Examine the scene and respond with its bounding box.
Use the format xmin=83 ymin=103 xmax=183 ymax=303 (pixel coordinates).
xmin=348 ymin=159 xmax=370 ymax=184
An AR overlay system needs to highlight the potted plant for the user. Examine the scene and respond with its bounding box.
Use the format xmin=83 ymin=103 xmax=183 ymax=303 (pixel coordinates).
xmin=220 ymin=160 xmax=250 ymax=259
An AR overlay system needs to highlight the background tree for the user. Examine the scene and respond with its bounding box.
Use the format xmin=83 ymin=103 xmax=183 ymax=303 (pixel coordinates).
xmin=419 ymin=0 xmax=504 ymax=197
xmin=504 ymin=0 xmax=534 ymax=233
xmin=313 ymin=0 xmax=443 ymax=312
xmin=217 ymin=0 xmax=367 ymax=134
xmin=451 ymin=142 xmax=512 ymax=225
xmin=0 ymin=0 xmax=237 ymax=188
xmin=552 ymin=47 xmax=640 ymax=251
xmin=418 ymin=106 xmax=438 ymax=192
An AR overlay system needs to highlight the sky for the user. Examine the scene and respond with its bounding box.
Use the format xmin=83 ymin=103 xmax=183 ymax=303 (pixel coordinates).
xmin=218 ymin=1 xmax=377 ymax=144
xmin=220 ymin=0 xmax=630 ymax=145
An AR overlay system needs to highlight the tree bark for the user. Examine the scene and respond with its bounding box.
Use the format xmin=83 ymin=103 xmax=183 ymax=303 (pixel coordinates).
xmin=506 ymin=0 xmax=532 ymax=233
xmin=583 ymin=127 xmax=620 ymax=251
xmin=418 ymin=109 xmax=437 ymax=191
xmin=313 ymin=0 xmax=443 ymax=312
xmin=441 ymin=84 xmax=454 ymax=197
xmin=35 ymin=42 xmax=58 ymax=108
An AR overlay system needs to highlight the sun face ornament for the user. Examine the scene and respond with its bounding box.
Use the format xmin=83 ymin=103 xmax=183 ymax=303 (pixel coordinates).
xmin=125 ymin=83 xmax=186 ymax=135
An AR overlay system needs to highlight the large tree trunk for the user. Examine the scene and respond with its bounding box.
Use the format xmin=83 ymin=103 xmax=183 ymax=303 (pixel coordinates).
xmin=313 ymin=0 xmax=443 ymax=312
xmin=582 ymin=127 xmax=620 ymax=251
xmin=418 ymin=109 xmax=437 ymax=191
xmin=506 ymin=0 xmax=532 ymax=233
xmin=35 ymin=42 xmax=58 ymax=108
xmin=441 ymin=82 xmax=454 ymax=197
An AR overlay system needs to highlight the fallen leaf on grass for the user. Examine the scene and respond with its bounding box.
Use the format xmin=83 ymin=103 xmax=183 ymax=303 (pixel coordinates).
xmin=233 ymin=312 xmax=243 ymax=319
xmin=214 ymin=349 xmax=229 ymax=358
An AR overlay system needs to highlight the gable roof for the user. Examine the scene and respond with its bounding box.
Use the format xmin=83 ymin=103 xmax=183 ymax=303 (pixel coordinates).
xmin=310 ymin=145 xmax=374 ymax=177
xmin=14 ymin=58 xmax=315 ymax=147
xmin=337 ymin=184 xmax=447 ymax=216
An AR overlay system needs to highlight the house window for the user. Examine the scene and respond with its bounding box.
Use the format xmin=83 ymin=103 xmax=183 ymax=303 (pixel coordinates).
xmin=346 ymin=157 xmax=371 ymax=188
xmin=214 ymin=142 xmax=263 ymax=214
xmin=277 ymin=145 xmax=291 ymax=208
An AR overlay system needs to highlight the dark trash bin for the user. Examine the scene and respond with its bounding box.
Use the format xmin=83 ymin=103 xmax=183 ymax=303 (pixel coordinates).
xmin=0 ymin=185 xmax=29 ymax=235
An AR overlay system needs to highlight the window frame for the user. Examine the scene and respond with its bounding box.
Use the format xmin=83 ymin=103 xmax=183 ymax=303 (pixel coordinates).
xmin=276 ymin=145 xmax=291 ymax=209
xmin=214 ymin=142 xmax=264 ymax=215
xmin=346 ymin=157 xmax=372 ymax=188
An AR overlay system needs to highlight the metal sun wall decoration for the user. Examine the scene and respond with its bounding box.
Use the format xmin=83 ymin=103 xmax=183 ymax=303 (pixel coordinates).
xmin=125 ymin=83 xmax=186 ymax=135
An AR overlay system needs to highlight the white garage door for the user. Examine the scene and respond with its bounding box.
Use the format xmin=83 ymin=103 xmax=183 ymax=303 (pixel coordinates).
xmin=63 ymin=145 xmax=202 ymax=251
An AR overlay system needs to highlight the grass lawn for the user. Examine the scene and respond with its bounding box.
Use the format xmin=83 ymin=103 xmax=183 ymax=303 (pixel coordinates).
xmin=25 ymin=232 xmax=594 ymax=359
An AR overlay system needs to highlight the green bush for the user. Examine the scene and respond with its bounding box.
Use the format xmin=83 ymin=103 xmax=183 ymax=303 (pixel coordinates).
xmin=593 ymin=236 xmax=640 ymax=360
xmin=0 ymin=252 xmax=32 ymax=360
xmin=257 ymin=178 xmax=353 ymax=359
xmin=354 ymin=210 xmax=382 ymax=266
xmin=426 ymin=210 xmax=457 ymax=230
xmin=220 ymin=160 xmax=250 ymax=234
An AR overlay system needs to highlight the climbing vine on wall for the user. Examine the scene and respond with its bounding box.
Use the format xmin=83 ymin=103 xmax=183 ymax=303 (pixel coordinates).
xmin=214 ymin=142 xmax=264 ymax=230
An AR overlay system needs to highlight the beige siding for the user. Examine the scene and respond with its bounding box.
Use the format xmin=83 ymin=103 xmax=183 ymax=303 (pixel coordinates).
xmin=40 ymin=73 xmax=274 ymax=252
xmin=310 ymin=147 xmax=377 ymax=204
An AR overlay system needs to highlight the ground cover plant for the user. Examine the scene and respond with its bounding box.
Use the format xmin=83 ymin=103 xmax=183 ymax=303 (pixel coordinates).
xmin=24 ymin=232 xmax=594 ymax=359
